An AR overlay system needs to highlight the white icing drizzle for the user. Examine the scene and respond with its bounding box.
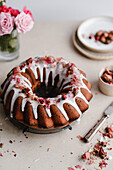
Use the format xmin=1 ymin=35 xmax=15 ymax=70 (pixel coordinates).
xmin=30 ymin=60 xmax=38 ymax=79
xmin=2 ymin=56 xmax=92 ymax=123
xmin=45 ymin=108 xmax=51 ymax=117
xmin=21 ymin=75 xmax=32 ymax=87
xmin=10 ymin=88 xmax=21 ymax=112
xmin=29 ymin=100 xmax=38 ymax=119
xmin=21 ymin=96 xmax=27 ymax=112
xmin=4 ymin=80 xmax=16 ymax=105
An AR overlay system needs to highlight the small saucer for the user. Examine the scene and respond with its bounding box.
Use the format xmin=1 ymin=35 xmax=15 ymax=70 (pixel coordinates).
xmin=73 ymin=30 xmax=113 ymax=60
xmin=99 ymin=65 xmax=113 ymax=96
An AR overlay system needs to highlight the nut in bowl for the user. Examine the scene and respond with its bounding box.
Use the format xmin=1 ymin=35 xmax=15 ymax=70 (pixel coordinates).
xmin=99 ymin=65 xmax=113 ymax=96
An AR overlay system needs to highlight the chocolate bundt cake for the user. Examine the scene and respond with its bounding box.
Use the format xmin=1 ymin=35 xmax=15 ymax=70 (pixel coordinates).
xmin=1 ymin=56 xmax=92 ymax=129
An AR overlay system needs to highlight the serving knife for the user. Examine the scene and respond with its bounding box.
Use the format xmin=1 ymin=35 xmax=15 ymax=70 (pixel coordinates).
xmin=83 ymin=101 xmax=113 ymax=143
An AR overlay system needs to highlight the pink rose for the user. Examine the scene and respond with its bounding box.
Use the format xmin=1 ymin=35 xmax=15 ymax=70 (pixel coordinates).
xmin=23 ymin=6 xmax=33 ymax=20
xmin=15 ymin=12 xmax=34 ymax=33
xmin=0 ymin=12 xmax=14 ymax=36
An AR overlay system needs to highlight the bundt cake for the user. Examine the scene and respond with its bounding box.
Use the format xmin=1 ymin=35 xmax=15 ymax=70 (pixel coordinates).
xmin=1 ymin=56 xmax=92 ymax=129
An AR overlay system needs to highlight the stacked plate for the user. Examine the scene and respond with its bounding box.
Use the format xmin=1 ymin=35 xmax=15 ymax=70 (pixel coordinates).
xmin=73 ymin=16 xmax=113 ymax=60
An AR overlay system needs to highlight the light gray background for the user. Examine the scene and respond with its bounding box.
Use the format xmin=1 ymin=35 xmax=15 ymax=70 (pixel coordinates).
xmin=7 ymin=0 xmax=113 ymax=21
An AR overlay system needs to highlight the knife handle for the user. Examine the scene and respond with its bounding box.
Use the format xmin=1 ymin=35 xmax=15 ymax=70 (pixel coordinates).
xmin=83 ymin=115 xmax=108 ymax=143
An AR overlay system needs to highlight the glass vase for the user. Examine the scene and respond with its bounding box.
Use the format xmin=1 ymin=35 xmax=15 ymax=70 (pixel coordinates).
xmin=0 ymin=29 xmax=19 ymax=61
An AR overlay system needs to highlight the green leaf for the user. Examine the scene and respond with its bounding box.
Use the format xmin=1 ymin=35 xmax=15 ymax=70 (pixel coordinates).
xmin=0 ymin=2 xmax=3 ymax=6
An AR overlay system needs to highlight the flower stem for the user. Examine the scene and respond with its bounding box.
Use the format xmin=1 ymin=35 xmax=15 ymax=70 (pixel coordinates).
xmin=0 ymin=29 xmax=19 ymax=53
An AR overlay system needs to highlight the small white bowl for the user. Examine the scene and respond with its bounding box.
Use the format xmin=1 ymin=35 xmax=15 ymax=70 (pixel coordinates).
xmin=99 ymin=65 xmax=113 ymax=96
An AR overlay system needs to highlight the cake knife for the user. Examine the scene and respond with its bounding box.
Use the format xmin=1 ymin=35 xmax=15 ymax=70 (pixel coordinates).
xmin=83 ymin=101 xmax=113 ymax=143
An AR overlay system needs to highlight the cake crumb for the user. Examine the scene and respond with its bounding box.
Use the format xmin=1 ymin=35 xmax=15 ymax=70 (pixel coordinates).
xmin=95 ymin=92 xmax=98 ymax=95
xmin=89 ymin=160 xmax=94 ymax=165
xmin=0 ymin=143 xmax=3 ymax=148
xmin=47 ymin=148 xmax=50 ymax=152
xmin=77 ymin=135 xmax=83 ymax=140
xmin=9 ymin=140 xmax=13 ymax=144
xmin=14 ymin=154 xmax=17 ymax=157
xmin=107 ymin=148 xmax=112 ymax=150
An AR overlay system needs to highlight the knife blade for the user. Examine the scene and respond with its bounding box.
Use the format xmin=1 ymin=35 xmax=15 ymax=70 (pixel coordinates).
xmin=83 ymin=101 xmax=113 ymax=143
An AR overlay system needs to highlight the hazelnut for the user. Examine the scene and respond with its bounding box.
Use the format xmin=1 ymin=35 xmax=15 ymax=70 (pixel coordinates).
xmin=103 ymin=32 xmax=109 ymax=37
xmin=109 ymin=31 xmax=113 ymax=35
xmin=100 ymin=36 xmax=106 ymax=43
xmin=106 ymin=39 xmax=111 ymax=44
xmin=95 ymin=36 xmax=100 ymax=41
xmin=89 ymin=33 xmax=94 ymax=39
xmin=96 ymin=30 xmax=103 ymax=36
xmin=108 ymin=34 xmax=113 ymax=41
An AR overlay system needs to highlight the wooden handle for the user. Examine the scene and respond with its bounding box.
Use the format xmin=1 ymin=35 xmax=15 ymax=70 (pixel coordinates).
xmin=83 ymin=115 xmax=108 ymax=143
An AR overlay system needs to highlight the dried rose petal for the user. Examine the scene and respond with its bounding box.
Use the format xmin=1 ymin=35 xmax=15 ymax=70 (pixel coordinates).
xmin=62 ymin=95 xmax=67 ymax=100
xmin=75 ymin=165 xmax=82 ymax=169
xmin=46 ymin=99 xmax=50 ymax=105
xmin=17 ymin=78 xmax=21 ymax=83
xmin=26 ymin=58 xmax=33 ymax=64
xmin=82 ymin=152 xmax=90 ymax=159
xmin=39 ymin=98 xmax=45 ymax=104
xmin=68 ymin=167 xmax=75 ymax=170
xmin=99 ymin=160 xmax=108 ymax=169
xmin=70 ymin=152 xmax=73 ymax=155
xmin=13 ymin=67 xmax=20 ymax=74
xmin=0 ymin=153 xmax=3 ymax=157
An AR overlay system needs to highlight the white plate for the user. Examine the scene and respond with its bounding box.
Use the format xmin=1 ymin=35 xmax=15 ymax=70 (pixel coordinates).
xmin=73 ymin=30 xmax=113 ymax=60
xmin=77 ymin=16 xmax=113 ymax=52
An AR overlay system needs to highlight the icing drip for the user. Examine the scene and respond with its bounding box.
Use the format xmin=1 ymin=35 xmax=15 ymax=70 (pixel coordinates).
xmin=30 ymin=60 xmax=38 ymax=80
xmin=30 ymin=100 xmax=39 ymax=119
xmin=10 ymin=88 xmax=21 ymax=113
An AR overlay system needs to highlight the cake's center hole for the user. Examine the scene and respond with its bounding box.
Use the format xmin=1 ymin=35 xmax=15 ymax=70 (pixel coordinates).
xmin=34 ymin=85 xmax=61 ymax=98
xmin=33 ymin=80 xmax=71 ymax=98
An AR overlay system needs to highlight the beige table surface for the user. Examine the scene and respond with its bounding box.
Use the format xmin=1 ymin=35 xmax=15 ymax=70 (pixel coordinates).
xmin=0 ymin=21 xmax=113 ymax=170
